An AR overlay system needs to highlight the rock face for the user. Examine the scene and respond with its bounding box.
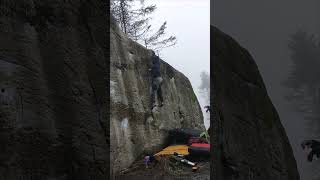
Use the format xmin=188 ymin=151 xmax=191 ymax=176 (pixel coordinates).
xmin=110 ymin=19 xmax=205 ymax=175
xmin=211 ymin=26 xmax=300 ymax=180
xmin=0 ymin=1 xmax=107 ymax=180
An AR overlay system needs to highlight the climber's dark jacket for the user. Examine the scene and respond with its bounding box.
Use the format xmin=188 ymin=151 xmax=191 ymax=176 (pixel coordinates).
xmin=151 ymin=53 xmax=161 ymax=78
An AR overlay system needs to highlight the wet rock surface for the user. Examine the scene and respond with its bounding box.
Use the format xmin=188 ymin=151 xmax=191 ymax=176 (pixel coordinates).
xmin=211 ymin=26 xmax=300 ymax=180
xmin=0 ymin=1 xmax=107 ymax=179
xmin=110 ymin=17 xmax=205 ymax=176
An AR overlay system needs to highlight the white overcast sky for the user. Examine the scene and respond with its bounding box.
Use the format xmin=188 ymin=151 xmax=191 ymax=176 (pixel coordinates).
xmin=142 ymin=0 xmax=211 ymax=128
xmin=145 ymin=0 xmax=210 ymax=87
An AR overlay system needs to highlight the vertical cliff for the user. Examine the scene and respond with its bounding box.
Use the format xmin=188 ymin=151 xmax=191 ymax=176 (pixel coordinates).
xmin=0 ymin=1 xmax=107 ymax=179
xmin=110 ymin=19 xmax=205 ymax=175
xmin=211 ymin=26 xmax=300 ymax=180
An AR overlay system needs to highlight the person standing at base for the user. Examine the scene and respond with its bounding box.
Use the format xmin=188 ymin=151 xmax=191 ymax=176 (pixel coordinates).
xmin=301 ymin=139 xmax=320 ymax=162
xmin=149 ymin=51 xmax=164 ymax=110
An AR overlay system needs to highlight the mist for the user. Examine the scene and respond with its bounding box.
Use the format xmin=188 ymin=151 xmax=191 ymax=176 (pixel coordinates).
xmin=144 ymin=0 xmax=211 ymax=128
xmin=212 ymin=0 xmax=320 ymax=179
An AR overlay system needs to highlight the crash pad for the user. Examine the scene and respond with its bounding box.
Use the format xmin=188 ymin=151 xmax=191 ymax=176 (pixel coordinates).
xmin=190 ymin=143 xmax=210 ymax=149
xmin=188 ymin=143 xmax=210 ymax=157
xmin=154 ymin=145 xmax=189 ymax=160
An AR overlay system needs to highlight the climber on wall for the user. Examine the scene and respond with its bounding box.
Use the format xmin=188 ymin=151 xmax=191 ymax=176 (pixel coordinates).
xmin=204 ymin=105 xmax=211 ymax=112
xmin=149 ymin=51 xmax=164 ymax=110
xmin=301 ymin=139 xmax=320 ymax=162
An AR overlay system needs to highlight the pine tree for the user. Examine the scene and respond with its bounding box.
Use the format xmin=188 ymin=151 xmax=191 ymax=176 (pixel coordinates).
xmin=284 ymin=30 xmax=320 ymax=132
xmin=110 ymin=0 xmax=177 ymax=51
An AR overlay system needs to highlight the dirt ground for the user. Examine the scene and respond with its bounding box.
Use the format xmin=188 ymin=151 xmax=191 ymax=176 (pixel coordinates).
xmin=115 ymin=156 xmax=210 ymax=180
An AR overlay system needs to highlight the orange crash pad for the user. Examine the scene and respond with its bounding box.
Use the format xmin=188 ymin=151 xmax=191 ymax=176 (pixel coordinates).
xmin=154 ymin=145 xmax=189 ymax=160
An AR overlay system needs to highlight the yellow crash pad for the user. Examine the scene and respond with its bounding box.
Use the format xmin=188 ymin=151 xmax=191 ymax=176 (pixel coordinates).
xmin=154 ymin=145 xmax=189 ymax=160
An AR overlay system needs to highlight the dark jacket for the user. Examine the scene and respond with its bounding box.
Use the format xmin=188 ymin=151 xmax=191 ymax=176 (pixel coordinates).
xmin=151 ymin=54 xmax=161 ymax=78
xmin=302 ymin=140 xmax=320 ymax=150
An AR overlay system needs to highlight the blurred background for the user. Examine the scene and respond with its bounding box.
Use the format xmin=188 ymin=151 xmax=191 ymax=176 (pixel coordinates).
xmin=212 ymin=0 xmax=320 ymax=179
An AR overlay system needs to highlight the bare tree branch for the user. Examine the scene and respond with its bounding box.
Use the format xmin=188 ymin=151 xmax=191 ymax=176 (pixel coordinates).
xmin=110 ymin=0 xmax=177 ymax=52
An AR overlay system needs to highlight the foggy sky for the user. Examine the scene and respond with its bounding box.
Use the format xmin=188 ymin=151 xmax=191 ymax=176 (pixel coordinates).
xmin=145 ymin=0 xmax=210 ymax=128
xmin=212 ymin=0 xmax=320 ymax=179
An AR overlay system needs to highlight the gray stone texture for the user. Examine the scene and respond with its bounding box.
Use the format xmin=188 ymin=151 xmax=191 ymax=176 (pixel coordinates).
xmin=110 ymin=18 xmax=205 ymax=175
xmin=211 ymin=26 xmax=300 ymax=180
xmin=0 ymin=1 xmax=107 ymax=179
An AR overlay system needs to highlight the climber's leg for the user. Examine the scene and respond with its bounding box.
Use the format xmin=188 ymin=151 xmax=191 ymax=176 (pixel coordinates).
xmin=308 ymin=150 xmax=315 ymax=162
xmin=157 ymin=86 xmax=163 ymax=107
xmin=151 ymin=77 xmax=163 ymax=109
xmin=150 ymin=81 xmax=157 ymax=109
xmin=157 ymin=77 xmax=164 ymax=107
xmin=313 ymin=146 xmax=320 ymax=159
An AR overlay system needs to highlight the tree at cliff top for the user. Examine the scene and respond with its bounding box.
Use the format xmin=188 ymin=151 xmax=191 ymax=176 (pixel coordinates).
xmin=283 ymin=30 xmax=320 ymax=132
xmin=110 ymin=0 xmax=177 ymax=51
